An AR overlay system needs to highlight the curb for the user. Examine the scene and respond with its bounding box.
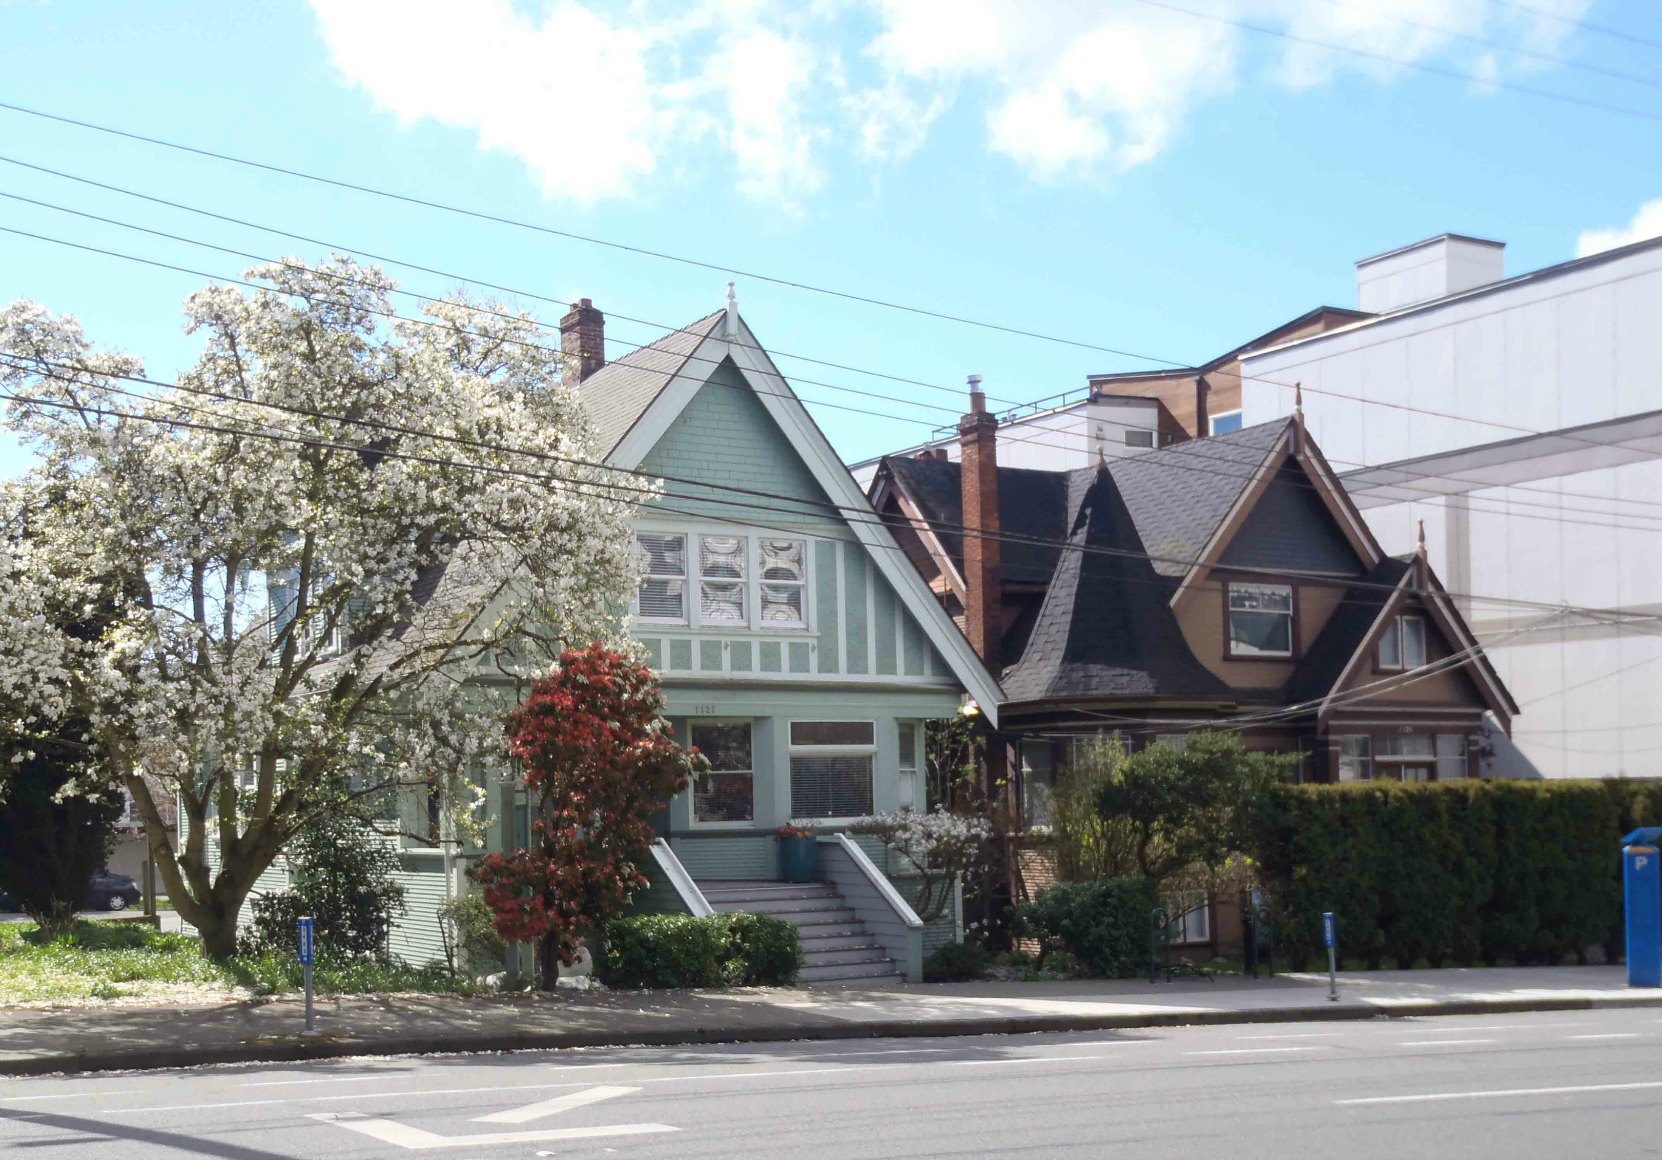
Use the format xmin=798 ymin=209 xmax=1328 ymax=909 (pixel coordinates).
xmin=7 ymin=993 xmax=1662 ymax=1077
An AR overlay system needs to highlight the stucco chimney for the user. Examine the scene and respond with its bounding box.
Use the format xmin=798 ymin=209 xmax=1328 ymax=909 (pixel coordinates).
xmin=559 ymin=298 xmax=606 ymax=383
xmin=958 ymin=374 xmax=1001 ymax=663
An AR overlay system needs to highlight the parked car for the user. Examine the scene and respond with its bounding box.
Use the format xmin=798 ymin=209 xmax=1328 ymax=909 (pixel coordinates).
xmin=0 ymin=870 xmax=143 ymax=914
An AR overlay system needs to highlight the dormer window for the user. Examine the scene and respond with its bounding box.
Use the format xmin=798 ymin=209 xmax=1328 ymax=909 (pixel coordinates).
xmin=1227 ymin=582 xmax=1294 ymax=658
xmin=1377 ymin=615 xmax=1426 ymax=671
xmin=634 ymin=529 xmax=810 ymax=631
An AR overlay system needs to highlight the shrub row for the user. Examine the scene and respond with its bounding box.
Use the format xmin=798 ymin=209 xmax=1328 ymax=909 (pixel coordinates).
xmin=1248 ymin=779 xmax=1662 ymax=970
xmin=598 ymin=912 xmax=803 ymax=989
xmin=1015 ymin=877 xmax=1157 ymax=978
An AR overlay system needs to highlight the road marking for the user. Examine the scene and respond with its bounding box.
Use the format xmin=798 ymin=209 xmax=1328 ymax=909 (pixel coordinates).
xmin=1391 ymin=1023 xmax=1583 ymax=1033
xmin=1235 ymin=1032 xmax=1343 ymax=1040
xmin=1395 ymin=1039 xmax=1496 ymax=1047
xmin=1568 ymin=1033 xmax=1642 ymax=1041
xmin=245 ymin=1063 xmax=629 ymax=1087
xmin=1187 ymin=1047 xmax=1325 ymax=1056
xmin=473 ymin=1086 xmax=638 ymax=1125
xmin=1338 ymin=1080 xmax=1662 ymax=1106
xmin=946 ymin=1053 xmax=1140 ymax=1067
xmin=3 ymin=1090 xmax=138 ymax=1103
xmin=310 ymin=1111 xmax=677 ymax=1150
xmin=1027 ymin=1040 xmax=1154 ymax=1049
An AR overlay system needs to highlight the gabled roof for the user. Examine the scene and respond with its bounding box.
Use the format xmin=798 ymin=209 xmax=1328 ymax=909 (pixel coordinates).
xmin=1284 ymin=557 xmax=1412 ymax=705
xmin=1001 ymin=467 xmax=1232 ymax=705
xmin=880 ymin=456 xmax=1068 ymax=586
xmin=577 ymin=310 xmax=726 ymax=456
xmin=583 ymin=304 xmax=1006 ymax=723
xmin=1106 ymin=420 xmax=1288 ymax=578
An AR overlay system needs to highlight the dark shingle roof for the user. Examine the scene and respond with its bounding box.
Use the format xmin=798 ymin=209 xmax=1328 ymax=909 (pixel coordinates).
xmin=883 ymin=457 xmax=1068 ymax=585
xmin=1282 ymin=556 xmax=1411 ymax=705
xmin=1106 ymin=420 xmax=1287 ymax=576
xmin=1001 ymin=467 xmax=1232 ymax=705
xmin=578 ymin=310 xmax=726 ymax=456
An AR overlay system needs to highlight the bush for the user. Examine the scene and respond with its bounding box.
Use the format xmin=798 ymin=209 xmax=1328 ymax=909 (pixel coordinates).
xmin=599 ymin=912 xmax=803 ymax=989
xmin=722 ymin=912 xmax=804 ymax=986
xmin=924 ymin=938 xmax=989 ymax=982
xmin=242 ymin=812 xmax=405 ymax=958
xmin=1016 ymin=878 xmax=1156 ymax=978
xmin=437 ymin=894 xmax=507 ymax=979
xmin=1248 ymin=778 xmax=1656 ymax=971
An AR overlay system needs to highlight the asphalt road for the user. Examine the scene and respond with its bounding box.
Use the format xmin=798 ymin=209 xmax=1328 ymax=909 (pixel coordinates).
xmin=4 ymin=1008 xmax=1662 ymax=1158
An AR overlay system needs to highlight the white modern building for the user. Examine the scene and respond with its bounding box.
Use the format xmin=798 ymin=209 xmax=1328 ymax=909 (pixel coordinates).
xmin=1242 ymin=233 xmax=1662 ymax=778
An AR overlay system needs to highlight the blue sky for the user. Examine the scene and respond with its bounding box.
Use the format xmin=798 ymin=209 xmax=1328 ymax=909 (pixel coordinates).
xmin=2 ymin=0 xmax=1660 ymax=477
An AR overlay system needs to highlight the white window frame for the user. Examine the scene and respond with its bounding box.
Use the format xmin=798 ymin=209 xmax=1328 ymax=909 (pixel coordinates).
xmin=1336 ymin=734 xmax=1372 ymax=782
xmin=1375 ymin=733 xmax=1435 ymax=781
xmin=1377 ymin=614 xmax=1427 ymax=671
xmin=1209 ymin=409 xmax=1243 ymax=436
xmin=688 ymin=719 xmax=757 ymax=828
xmin=1123 ymin=428 xmax=1154 ymax=448
xmin=1435 ymin=733 xmax=1469 ymax=781
xmin=632 ymin=524 xmax=813 ymax=633
xmin=897 ymin=721 xmax=923 ymax=813
xmin=634 ymin=531 xmax=690 ymax=626
xmin=787 ymin=720 xmax=877 ymax=823
xmin=1227 ymin=582 xmax=1294 ymax=659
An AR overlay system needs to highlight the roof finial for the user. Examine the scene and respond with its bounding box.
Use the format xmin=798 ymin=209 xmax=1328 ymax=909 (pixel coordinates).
xmin=726 ymin=281 xmax=737 ymax=313
xmin=1293 ymin=381 xmax=1303 ymax=421
xmin=723 ymin=281 xmax=738 ymax=336
xmin=1416 ymin=519 xmax=1428 ymax=561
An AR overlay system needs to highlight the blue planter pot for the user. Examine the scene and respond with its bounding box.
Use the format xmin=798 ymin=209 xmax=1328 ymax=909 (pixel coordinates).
xmin=779 ymin=836 xmax=819 ymax=883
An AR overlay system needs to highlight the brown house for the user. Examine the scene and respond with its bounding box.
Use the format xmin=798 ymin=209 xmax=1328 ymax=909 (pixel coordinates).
xmin=868 ymin=386 xmax=1519 ymax=825
xmin=1088 ymin=305 xmax=1368 ymax=438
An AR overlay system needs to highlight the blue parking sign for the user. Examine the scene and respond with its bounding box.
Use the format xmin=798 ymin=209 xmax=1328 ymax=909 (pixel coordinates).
xmin=297 ymin=916 xmax=315 ymax=965
xmin=1322 ymin=911 xmax=1336 ymax=949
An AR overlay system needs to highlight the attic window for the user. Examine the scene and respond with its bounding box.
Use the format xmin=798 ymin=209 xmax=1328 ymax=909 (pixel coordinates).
xmin=1210 ymin=410 xmax=1243 ymax=436
xmin=1124 ymin=429 xmax=1154 ymax=448
xmin=1227 ymin=583 xmax=1294 ymax=658
xmin=1377 ymin=615 xmax=1426 ymax=671
xmin=699 ymin=535 xmax=747 ymax=623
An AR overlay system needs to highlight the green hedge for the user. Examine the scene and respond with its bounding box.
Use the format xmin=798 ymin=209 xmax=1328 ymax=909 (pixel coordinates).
xmin=598 ymin=912 xmax=803 ymax=989
xmin=1248 ymin=779 xmax=1662 ymax=971
xmin=1016 ymin=877 xmax=1156 ymax=978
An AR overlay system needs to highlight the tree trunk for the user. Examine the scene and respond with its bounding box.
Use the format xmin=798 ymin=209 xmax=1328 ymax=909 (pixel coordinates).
xmin=197 ymin=908 xmax=242 ymax=961
xmin=537 ymin=929 xmax=561 ymax=991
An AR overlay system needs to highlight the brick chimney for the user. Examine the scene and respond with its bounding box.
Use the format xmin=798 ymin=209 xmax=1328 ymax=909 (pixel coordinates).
xmin=958 ymin=374 xmax=1001 ymax=663
xmin=559 ymin=298 xmax=606 ymax=383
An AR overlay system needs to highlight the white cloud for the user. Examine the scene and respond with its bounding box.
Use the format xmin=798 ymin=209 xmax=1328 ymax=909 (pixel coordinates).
xmin=1577 ymin=199 xmax=1662 ymax=258
xmin=307 ymin=0 xmax=1600 ymax=205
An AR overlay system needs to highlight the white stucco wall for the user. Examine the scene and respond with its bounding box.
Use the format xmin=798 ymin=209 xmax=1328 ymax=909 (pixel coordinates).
xmin=1244 ymin=241 xmax=1662 ymax=777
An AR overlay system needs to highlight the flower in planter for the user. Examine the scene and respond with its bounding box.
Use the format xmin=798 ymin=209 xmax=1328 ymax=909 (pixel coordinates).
xmin=775 ymin=822 xmax=817 ymax=840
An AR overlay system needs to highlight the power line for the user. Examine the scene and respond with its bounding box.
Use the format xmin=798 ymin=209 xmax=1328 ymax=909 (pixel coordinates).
xmin=0 ymin=98 xmax=1183 ymax=366
xmin=1310 ymin=0 xmax=1662 ymax=92
xmin=1131 ymin=0 xmax=1662 ymax=123
xmin=0 ymin=102 xmax=1633 ymax=448
xmin=1489 ymin=0 xmax=1662 ymax=55
xmin=0 ymin=154 xmax=1028 ymax=412
xmin=10 ymin=196 xmax=1662 ymax=538
xmin=7 ymin=350 xmax=1660 ymax=630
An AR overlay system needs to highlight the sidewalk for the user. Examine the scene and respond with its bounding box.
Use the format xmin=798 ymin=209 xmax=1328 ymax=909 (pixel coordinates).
xmin=4 ymin=965 xmax=1660 ymax=1075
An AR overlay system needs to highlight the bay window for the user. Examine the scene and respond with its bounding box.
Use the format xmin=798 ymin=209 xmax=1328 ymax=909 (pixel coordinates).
xmin=789 ymin=721 xmax=874 ymax=820
xmin=635 ymin=529 xmax=810 ymax=631
xmin=898 ymin=721 xmax=923 ymax=812
xmin=1376 ymin=734 xmax=1435 ymax=781
xmin=1435 ymin=733 xmax=1469 ymax=780
xmin=690 ymin=721 xmax=754 ymax=824
xmin=1336 ymin=735 xmax=1372 ymax=782
xmin=1227 ymin=582 xmax=1294 ymax=658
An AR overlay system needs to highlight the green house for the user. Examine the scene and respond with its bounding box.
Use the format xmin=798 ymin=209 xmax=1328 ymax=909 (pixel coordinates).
xmin=546 ymin=296 xmax=1002 ymax=982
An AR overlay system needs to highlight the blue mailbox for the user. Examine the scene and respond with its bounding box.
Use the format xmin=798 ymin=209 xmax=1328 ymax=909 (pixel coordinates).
xmin=1622 ymin=828 xmax=1661 ymax=989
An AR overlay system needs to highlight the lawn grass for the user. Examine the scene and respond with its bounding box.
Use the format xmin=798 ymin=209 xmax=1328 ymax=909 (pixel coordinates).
xmin=0 ymin=920 xmax=473 ymax=1003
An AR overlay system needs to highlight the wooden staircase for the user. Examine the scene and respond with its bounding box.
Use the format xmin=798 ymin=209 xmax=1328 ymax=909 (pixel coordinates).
xmin=701 ymin=880 xmax=904 ymax=985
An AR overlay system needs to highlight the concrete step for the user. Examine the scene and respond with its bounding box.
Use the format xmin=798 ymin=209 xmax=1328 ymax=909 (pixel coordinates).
xmin=702 ymin=884 xmax=838 ymax=904
xmin=801 ymin=947 xmax=890 ymax=968
xmin=706 ymin=895 xmax=843 ymax=915
xmin=714 ymin=901 xmax=861 ymax=923
xmin=798 ymin=960 xmax=902 ymax=984
xmin=798 ymin=933 xmax=881 ymax=953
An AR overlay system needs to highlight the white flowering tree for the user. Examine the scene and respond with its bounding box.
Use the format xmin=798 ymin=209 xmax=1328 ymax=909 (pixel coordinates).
xmin=849 ymin=808 xmax=993 ymax=925
xmin=0 ymin=258 xmax=638 ymax=959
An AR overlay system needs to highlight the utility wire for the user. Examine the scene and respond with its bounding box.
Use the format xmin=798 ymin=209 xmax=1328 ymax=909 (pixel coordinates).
xmin=1131 ymin=0 xmax=1662 ymax=123
xmin=1490 ymin=0 xmax=1662 ymax=55
xmin=7 ymin=350 xmax=1660 ymax=630
xmin=9 ymin=196 xmax=1662 ymax=537
xmin=0 ymin=103 xmax=1640 ymax=445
